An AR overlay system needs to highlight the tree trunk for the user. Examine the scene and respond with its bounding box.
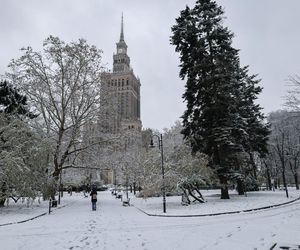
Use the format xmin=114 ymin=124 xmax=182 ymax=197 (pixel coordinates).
xmin=133 ymin=182 xmax=136 ymax=195
xmin=250 ymin=153 xmax=257 ymax=180
xmin=188 ymin=189 xmax=204 ymax=203
xmin=236 ymin=179 xmax=245 ymax=195
xmin=180 ymin=188 xmax=190 ymax=205
xmin=265 ymin=167 xmax=272 ymax=191
xmin=294 ymin=173 xmax=299 ymax=190
xmin=220 ymin=177 xmax=230 ymax=199
xmin=193 ymin=188 xmax=205 ymax=201
xmin=0 ymin=183 xmax=7 ymax=207
xmin=282 ymin=170 xmax=289 ymax=198
xmin=51 ymin=164 xmax=61 ymax=200
xmin=0 ymin=199 xmax=5 ymax=207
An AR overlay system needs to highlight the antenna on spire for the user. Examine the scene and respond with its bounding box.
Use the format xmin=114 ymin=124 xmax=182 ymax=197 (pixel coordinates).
xmin=120 ymin=13 xmax=124 ymax=42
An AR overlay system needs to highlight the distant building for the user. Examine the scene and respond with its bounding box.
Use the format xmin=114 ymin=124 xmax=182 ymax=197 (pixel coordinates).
xmin=99 ymin=14 xmax=143 ymax=184
xmin=62 ymin=15 xmax=145 ymax=188
xmin=101 ymin=14 xmax=142 ymax=133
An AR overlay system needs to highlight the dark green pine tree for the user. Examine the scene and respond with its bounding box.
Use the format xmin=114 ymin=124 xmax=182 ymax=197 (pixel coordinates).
xmin=0 ymin=80 xmax=34 ymax=118
xmin=236 ymin=67 xmax=270 ymax=193
xmin=171 ymin=0 xmax=269 ymax=199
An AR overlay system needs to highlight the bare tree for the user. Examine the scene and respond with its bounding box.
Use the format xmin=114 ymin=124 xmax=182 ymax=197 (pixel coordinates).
xmin=262 ymin=147 xmax=281 ymax=190
xmin=268 ymin=111 xmax=292 ymax=197
xmin=285 ymin=75 xmax=300 ymax=111
xmin=6 ymin=36 xmax=107 ymax=197
xmin=285 ymin=77 xmax=300 ymax=189
xmin=284 ymin=116 xmax=300 ymax=190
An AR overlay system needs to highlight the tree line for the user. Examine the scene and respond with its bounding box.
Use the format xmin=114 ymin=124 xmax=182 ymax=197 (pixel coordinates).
xmin=1 ymin=0 xmax=300 ymax=207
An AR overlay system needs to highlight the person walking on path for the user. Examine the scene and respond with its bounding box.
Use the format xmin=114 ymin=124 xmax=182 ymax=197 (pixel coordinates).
xmin=90 ymin=188 xmax=98 ymax=211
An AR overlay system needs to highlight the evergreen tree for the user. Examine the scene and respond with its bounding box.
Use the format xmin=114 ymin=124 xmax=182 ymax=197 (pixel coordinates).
xmin=171 ymin=0 xmax=269 ymax=198
xmin=237 ymin=67 xmax=270 ymax=182
xmin=0 ymin=80 xmax=33 ymax=118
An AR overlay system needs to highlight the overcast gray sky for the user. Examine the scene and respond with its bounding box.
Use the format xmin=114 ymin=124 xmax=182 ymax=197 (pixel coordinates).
xmin=1 ymin=0 xmax=300 ymax=131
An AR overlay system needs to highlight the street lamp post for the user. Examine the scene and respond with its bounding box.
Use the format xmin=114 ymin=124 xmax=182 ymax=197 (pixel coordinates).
xmin=283 ymin=150 xmax=289 ymax=198
xmin=150 ymin=134 xmax=166 ymax=213
xmin=58 ymin=169 xmax=62 ymax=205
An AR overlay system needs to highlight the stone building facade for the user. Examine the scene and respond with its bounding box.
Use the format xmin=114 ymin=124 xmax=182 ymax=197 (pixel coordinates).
xmin=62 ymin=15 xmax=143 ymax=188
xmin=102 ymin=14 xmax=142 ymax=133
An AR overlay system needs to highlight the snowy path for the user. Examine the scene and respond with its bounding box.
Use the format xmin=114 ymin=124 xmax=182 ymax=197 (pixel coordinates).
xmin=1 ymin=192 xmax=300 ymax=250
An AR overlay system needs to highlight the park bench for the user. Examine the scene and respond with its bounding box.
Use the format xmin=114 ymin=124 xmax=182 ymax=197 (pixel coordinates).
xmin=116 ymin=191 xmax=122 ymax=199
xmin=122 ymin=197 xmax=130 ymax=206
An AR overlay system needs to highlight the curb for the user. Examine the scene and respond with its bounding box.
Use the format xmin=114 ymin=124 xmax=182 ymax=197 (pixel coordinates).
xmin=0 ymin=202 xmax=69 ymax=227
xmin=134 ymin=196 xmax=300 ymax=218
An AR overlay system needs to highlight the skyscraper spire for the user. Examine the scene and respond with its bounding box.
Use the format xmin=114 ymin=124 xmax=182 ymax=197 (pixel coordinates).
xmin=120 ymin=13 xmax=124 ymax=42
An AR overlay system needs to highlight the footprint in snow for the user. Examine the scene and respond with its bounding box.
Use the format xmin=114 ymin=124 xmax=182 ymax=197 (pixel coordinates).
xmin=69 ymin=246 xmax=80 ymax=250
xmin=80 ymin=236 xmax=88 ymax=242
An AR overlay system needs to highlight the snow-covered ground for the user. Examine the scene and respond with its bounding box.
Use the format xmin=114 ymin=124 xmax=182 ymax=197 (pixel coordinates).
xmin=0 ymin=194 xmax=79 ymax=226
xmin=132 ymin=189 xmax=300 ymax=216
xmin=0 ymin=189 xmax=300 ymax=250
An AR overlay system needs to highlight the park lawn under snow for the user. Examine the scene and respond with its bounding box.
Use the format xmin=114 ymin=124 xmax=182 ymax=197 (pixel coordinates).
xmin=0 ymin=189 xmax=298 ymax=225
xmin=0 ymin=189 xmax=300 ymax=250
xmin=0 ymin=194 xmax=79 ymax=226
xmin=131 ymin=189 xmax=299 ymax=216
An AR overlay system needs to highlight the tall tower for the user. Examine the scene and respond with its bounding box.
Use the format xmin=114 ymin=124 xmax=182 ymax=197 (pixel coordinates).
xmin=113 ymin=14 xmax=130 ymax=73
xmin=103 ymin=14 xmax=142 ymax=133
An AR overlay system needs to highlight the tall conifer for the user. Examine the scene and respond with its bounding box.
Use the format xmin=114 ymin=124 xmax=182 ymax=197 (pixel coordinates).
xmin=171 ymin=0 xmax=269 ymax=198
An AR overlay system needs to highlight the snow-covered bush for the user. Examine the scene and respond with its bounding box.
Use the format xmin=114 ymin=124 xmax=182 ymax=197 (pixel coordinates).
xmin=0 ymin=114 xmax=50 ymax=206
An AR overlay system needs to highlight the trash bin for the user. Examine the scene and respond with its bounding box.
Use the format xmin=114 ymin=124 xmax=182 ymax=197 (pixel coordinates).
xmin=52 ymin=200 xmax=58 ymax=207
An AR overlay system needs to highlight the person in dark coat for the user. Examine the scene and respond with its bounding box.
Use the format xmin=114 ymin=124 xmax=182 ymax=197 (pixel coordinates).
xmin=90 ymin=188 xmax=97 ymax=211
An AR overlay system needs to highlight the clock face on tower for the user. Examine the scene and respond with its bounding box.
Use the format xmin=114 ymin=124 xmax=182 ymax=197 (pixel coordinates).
xmin=118 ymin=48 xmax=123 ymax=53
